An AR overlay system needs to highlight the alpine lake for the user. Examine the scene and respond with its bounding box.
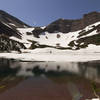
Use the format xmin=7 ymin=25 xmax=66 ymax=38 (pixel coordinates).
xmin=0 ymin=58 xmax=100 ymax=100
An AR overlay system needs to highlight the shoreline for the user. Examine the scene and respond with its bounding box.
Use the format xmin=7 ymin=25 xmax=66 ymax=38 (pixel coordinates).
xmin=0 ymin=52 xmax=100 ymax=62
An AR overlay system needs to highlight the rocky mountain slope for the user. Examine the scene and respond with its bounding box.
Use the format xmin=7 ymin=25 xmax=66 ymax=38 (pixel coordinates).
xmin=0 ymin=10 xmax=29 ymax=52
xmin=45 ymin=12 xmax=100 ymax=33
xmin=15 ymin=21 xmax=100 ymax=50
xmin=32 ymin=11 xmax=100 ymax=36
xmin=0 ymin=10 xmax=30 ymax=28
xmin=0 ymin=10 xmax=100 ymax=52
xmin=0 ymin=35 xmax=25 ymax=52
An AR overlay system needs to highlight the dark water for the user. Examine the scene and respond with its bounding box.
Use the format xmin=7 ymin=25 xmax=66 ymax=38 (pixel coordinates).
xmin=0 ymin=58 xmax=100 ymax=100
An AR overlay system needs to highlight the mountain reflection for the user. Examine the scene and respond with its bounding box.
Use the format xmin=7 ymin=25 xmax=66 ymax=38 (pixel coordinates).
xmin=0 ymin=58 xmax=100 ymax=83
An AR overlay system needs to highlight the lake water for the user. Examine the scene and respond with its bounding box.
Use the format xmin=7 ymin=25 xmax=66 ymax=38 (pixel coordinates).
xmin=0 ymin=58 xmax=100 ymax=100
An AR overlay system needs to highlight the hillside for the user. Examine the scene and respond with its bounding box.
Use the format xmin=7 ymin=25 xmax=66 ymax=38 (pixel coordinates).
xmin=0 ymin=10 xmax=100 ymax=61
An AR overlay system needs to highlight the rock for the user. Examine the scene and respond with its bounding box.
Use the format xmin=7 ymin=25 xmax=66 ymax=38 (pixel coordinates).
xmin=32 ymin=27 xmax=45 ymax=38
xmin=45 ymin=12 xmax=100 ymax=33
xmin=0 ymin=35 xmax=26 ymax=52
xmin=0 ymin=10 xmax=30 ymax=28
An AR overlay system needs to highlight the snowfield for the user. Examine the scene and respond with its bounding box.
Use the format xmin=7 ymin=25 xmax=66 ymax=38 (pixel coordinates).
xmin=1 ymin=21 xmax=100 ymax=62
xmin=10 ymin=21 xmax=100 ymax=49
xmin=1 ymin=45 xmax=100 ymax=62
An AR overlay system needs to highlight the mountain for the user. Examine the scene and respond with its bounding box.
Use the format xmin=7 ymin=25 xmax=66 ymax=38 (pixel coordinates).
xmin=45 ymin=11 xmax=100 ymax=33
xmin=29 ymin=21 xmax=100 ymax=50
xmin=0 ymin=10 xmax=30 ymax=28
xmin=0 ymin=10 xmax=29 ymax=52
xmin=16 ymin=11 xmax=100 ymax=50
xmin=0 ymin=35 xmax=25 ymax=52
xmin=0 ymin=10 xmax=100 ymax=52
xmin=31 ymin=11 xmax=100 ymax=36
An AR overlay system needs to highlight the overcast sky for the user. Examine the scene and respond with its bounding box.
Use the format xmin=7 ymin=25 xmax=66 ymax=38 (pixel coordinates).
xmin=0 ymin=0 xmax=100 ymax=26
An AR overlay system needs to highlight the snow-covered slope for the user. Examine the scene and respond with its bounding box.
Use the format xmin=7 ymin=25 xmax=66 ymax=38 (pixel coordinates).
xmin=10 ymin=21 xmax=100 ymax=50
xmin=0 ymin=10 xmax=99 ymax=51
xmin=0 ymin=10 xmax=100 ymax=63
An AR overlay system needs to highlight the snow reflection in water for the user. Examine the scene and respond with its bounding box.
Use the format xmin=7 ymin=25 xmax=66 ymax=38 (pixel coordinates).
xmin=0 ymin=59 xmax=100 ymax=100
xmin=8 ymin=61 xmax=100 ymax=83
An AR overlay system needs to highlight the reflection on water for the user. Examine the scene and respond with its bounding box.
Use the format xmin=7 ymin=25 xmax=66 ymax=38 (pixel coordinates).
xmin=67 ymin=82 xmax=83 ymax=100
xmin=1 ymin=59 xmax=99 ymax=83
xmin=0 ymin=58 xmax=100 ymax=100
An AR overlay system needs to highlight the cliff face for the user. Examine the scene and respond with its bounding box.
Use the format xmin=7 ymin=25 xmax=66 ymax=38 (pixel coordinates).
xmin=0 ymin=10 xmax=31 ymax=39
xmin=0 ymin=21 xmax=21 ymax=39
xmin=45 ymin=12 xmax=100 ymax=33
xmin=0 ymin=35 xmax=26 ymax=52
xmin=0 ymin=10 xmax=30 ymax=28
xmin=71 ymin=12 xmax=100 ymax=31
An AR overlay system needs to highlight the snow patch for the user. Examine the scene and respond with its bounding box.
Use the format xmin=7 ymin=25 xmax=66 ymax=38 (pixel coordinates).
xmin=41 ymin=26 xmax=46 ymax=29
xmin=1 ymin=46 xmax=100 ymax=62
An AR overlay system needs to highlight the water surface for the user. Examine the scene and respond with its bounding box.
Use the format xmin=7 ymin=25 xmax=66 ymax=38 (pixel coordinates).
xmin=0 ymin=58 xmax=100 ymax=100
